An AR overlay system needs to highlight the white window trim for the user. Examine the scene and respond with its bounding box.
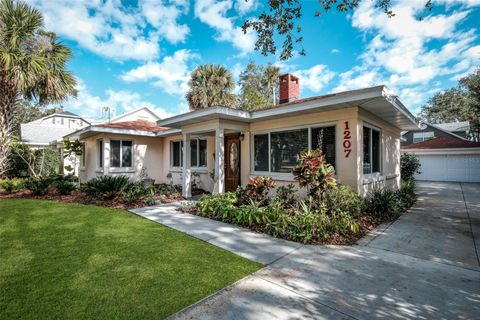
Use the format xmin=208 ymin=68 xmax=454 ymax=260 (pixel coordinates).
xmin=80 ymin=143 xmax=86 ymax=170
xmin=170 ymin=138 xmax=208 ymax=170
xmin=109 ymin=139 xmax=134 ymax=172
xmin=96 ymin=139 xmax=103 ymax=172
xmin=362 ymin=122 xmax=382 ymax=178
xmin=250 ymin=122 xmax=337 ymax=179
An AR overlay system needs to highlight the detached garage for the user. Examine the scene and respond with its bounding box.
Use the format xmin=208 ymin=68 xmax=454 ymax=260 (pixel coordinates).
xmin=402 ymin=136 xmax=480 ymax=183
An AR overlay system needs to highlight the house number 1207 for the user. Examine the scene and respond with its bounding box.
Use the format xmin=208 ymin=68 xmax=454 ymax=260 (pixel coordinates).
xmin=343 ymin=121 xmax=352 ymax=158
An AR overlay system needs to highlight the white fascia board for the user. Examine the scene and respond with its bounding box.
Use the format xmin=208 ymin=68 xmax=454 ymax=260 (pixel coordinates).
xmin=157 ymin=107 xmax=250 ymax=127
xmin=156 ymin=128 xmax=182 ymax=136
xmin=427 ymin=123 xmax=470 ymax=141
xmin=401 ymin=148 xmax=480 ymax=155
xmin=64 ymin=126 xmax=157 ymax=139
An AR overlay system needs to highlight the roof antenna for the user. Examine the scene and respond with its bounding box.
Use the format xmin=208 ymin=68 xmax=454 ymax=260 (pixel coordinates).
xmin=102 ymin=106 xmax=112 ymax=123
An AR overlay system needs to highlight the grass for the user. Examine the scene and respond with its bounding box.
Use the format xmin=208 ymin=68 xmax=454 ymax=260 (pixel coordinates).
xmin=0 ymin=199 xmax=262 ymax=319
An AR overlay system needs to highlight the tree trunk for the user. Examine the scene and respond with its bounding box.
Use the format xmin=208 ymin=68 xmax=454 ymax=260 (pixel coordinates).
xmin=0 ymin=75 xmax=18 ymax=178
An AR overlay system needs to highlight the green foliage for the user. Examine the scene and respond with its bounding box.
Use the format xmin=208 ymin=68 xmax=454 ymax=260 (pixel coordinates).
xmin=363 ymin=188 xmax=401 ymax=222
xmin=185 ymin=64 xmax=236 ymax=110
xmin=10 ymin=142 xmax=60 ymax=178
xmin=241 ymin=0 xmax=431 ymax=60
xmin=121 ymin=182 xmax=148 ymax=205
xmin=0 ymin=177 xmax=26 ymax=193
xmin=236 ymin=176 xmax=276 ymax=206
xmin=80 ymin=176 xmax=131 ymax=200
xmin=420 ymin=67 xmax=480 ymax=141
xmin=292 ymin=149 xmax=336 ymax=201
xmin=63 ymin=138 xmax=83 ymax=175
xmin=272 ymin=183 xmax=297 ymax=208
xmin=157 ymin=183 xmax=181 ymax=199
xmin=324 ymin=185 xmax=362 ymax=218
xmin=52 ymin=175 xmax=76 ymax=195
xmin=26 ymin=177 xmax=51 ymax=195
xmin=401 ymin=154 xmax=421 ymax=181
xmin=238 ymin=61 xmax=279 ymax=110
xmin=397 ymin=179 xmax=417 ymax=210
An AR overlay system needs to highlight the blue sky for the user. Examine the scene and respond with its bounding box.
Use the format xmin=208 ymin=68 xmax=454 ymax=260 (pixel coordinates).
xmin=27 ymin=0 xmax=480 ymax=121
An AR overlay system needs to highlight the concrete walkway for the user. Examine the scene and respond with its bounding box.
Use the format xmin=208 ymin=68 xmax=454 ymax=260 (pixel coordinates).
xmin=131 ymin=182 xmax=480 ymax=319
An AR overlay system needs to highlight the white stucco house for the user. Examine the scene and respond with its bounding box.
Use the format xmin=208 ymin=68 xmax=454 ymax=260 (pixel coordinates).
xmin=65 ymin=74 xmax=419 ymax=197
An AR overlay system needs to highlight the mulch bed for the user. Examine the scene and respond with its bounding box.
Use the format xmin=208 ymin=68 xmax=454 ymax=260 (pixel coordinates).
xmin=0 ymin=190 xmax=181 ymax=210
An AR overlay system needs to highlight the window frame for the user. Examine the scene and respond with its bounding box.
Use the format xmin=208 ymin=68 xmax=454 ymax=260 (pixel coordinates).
xmin=413 ymin=131 xmax=434 ymax=144
xmin=362 ymin=123 xmax=382 ymax=176
xmin=251 ymin=122 xmax=337 ymax=179
xmin=97 ymin=140 xmax=103 ymax=169
xmin=170 ymin=138 xmax=207 ymax=170
xmin=109 ymin=139 xmax=133 ymax=169
xmin=80 ymin=143 xmax=86 ymax=168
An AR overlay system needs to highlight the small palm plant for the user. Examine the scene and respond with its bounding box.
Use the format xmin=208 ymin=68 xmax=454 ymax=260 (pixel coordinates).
xmin=292 ymin=149 xmax=336 ymax=202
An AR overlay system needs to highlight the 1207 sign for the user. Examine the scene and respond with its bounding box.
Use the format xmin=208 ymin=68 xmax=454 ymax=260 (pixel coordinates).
xmin=343 ymin=121 xmax=352 ymax=158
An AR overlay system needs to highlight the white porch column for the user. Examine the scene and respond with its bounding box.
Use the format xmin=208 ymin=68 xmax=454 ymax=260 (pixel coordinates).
xmin=182 ymin=133 xmax=192 ymax=198
xmin=214 ymin=127 xmax=225 ymax=193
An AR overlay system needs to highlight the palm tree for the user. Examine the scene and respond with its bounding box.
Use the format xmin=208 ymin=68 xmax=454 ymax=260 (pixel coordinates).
xmin=264 ymin=63 xmax=279 ymax=105
xmin=186 ymin=64 xmax=235 ymax=110
xmin=0 ymin=0 xmax=76 ymax=177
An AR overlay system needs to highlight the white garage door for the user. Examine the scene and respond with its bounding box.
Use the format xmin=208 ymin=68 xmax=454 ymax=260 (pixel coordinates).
xmin=416 ymin=154 xmax=480 ymax=182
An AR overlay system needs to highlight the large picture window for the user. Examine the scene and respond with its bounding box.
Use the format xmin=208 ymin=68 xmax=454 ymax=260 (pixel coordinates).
xmin=253 ymin=125 xmax=336 ymax=174
xmin=363 ymin=126 xmax=381 ymax=174
xmin=110 ymin=140 xmax=132 ymax=168
xmin=171 ymin=139 xmax=207 ymax=168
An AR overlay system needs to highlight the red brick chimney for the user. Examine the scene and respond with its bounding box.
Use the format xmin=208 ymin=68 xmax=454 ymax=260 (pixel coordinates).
xmin=279 ymin=73 xmax=299 ymax=104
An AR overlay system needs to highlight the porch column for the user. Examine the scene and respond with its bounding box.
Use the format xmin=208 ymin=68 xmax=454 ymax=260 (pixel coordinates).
xmin=214 ymin=127 xmax=225 ymax=193
xmin=182 ymin=133 xmax=192 ymax=198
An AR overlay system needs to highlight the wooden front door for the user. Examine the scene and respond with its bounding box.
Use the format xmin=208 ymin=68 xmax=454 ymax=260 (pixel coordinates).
xmin=225 ymin=134 xmax=241 ymax=192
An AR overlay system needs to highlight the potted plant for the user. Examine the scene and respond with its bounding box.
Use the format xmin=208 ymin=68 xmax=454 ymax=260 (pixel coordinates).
xmin=139 ymin=166 xmax=155 ymax=187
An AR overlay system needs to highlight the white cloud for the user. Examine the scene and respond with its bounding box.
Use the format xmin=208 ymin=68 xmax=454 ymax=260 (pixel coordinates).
xmin=235 ymin=0 xmax=257 ymax=16
xmin=335 ymin=0 xmax=480 ymax=109
xmin=26 ymin=0 xmax=190 ymax=61
xmin=64 ymin=79 xmax=174 ymax=120
xmin=331 ymin=48 xmax=340 ymax=54
xmin=194 ymin=0 xmax=256 ymax=55
xmin=294 ymin=65 xmax=336 ymax=92
xmin=121 ymin=49 xmax=198 ymax=95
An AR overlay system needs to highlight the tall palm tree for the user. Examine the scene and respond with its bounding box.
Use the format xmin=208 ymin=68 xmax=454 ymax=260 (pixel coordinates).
xmin=0 ymin=0 xmax=76 ymax=176
xmin=264 ymin=63 xmax=280 ymax=105
xmin=186 ymin=64 xmax=235 ymax=110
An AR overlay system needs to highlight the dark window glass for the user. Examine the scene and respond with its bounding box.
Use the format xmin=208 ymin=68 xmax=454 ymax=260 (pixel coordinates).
xmin=98 ymin=140 xmax=103 ymax=168
xmin=111 ymin=140 xmax=121 ymax=167
xmin=199 ymin=139 xmax=207 ymax=167
xmin=122 ymin=140 xmax=132 ymax=167
xmin=190 ymin=139 xmax=198 ymax=167
xmin=172 ymin=141 xmax=181 ymax=167
xmin=253 ymin=134 xmax=269 ymax=171
xmin=311 ymin=126 xmax=336 ymax=169
xmin=363 ymin=127 xmax=371 ymax=174
xmin=372 ymin=129 xmax=380 ymax=173
xmin=271 ymin=129 xmax=308 ymax=173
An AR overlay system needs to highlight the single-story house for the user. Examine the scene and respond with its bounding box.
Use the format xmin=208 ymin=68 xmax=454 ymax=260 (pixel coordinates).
xmin=65 ymin=74 xmax=419 ymax=197
xmin=401 ymin=121 xmax=470 ymax=146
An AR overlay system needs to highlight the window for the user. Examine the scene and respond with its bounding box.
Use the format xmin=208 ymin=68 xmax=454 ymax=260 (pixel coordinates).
xmin=253 ymin=125 xmax=336 ymax=174
xmin=110 ymin=140 xmax=132 ymax=168
xmin=363 ymin=126 xmax=381 ymax=174
xmin=81 ymin=143 xmax=85 ymax=167
xmin=52 ymin=117 xmax=56 ymax=124
xmin=413 ymin=131 xmax=434 ymax=143
xmin=61 ymin=117 xmax=64 ymax=125
xmin=271 ymin=129 xmax=308 ymax=173
xmin=171 ymin=139 xmax=207 ymax=168
xmin=98 ymin=140 xmax=103 ymax=168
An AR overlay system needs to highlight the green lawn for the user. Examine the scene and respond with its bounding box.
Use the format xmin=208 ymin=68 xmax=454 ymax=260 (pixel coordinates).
xmin=0 ymin=199 xmax=261 ymax=319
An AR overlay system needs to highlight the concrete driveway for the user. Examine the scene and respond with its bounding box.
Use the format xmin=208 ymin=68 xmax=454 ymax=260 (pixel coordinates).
xmin=166 ymin=182 xmax=480 ymax=319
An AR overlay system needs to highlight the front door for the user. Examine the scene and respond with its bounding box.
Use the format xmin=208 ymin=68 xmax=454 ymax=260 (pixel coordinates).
xmin=225 ymin=134 xmax=241 ymax=192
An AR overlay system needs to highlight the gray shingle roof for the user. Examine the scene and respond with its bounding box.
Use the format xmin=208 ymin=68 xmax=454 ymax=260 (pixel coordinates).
xmin=20 ymin=123 xmax=79 ymax=145
xmin=435 ymin=121 xmax=470 ymax=132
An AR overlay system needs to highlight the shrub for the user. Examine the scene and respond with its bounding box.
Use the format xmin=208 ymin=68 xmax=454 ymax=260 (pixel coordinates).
xmin=80 ymin=176 xmax=131 ymax=200
xmin=272 ymin=184 xmax=297 ymax=209
xmin=0 ymin=178 xmax=26 ymax=194
xmin=292 ymin=149 xmax=336 ymax=201
xmin=401 ymin=154 xmax=421 ymax=181
xmin=121 ymin=182 xmax=147 ymax=205
xmin=397 ymin=179 xmax=417 ymax=210
xmin=197 ymin=192 xmax=238 ymax=220
xmin=157 ymin=183 xmax=181 ymax=199
xmin=363 ymin=188 xmax=401 ymax=222
xmin=53 ymin=178 xmax=76 ymax=195
xmin=236 ymin=176 xmax=276 ymax=206
xmin=26 ymin=177 xmax=51 ymax=195
xmin=324 ymin=185 xmax=362 ymax=217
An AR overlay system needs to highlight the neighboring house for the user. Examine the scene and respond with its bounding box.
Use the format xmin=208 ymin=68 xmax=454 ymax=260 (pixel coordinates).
xmin=401 ymin=122 xmax=470 ymax=146
xmin=402 ymin=135 xmax=480 ymax=183
xmin=20 ymin=107 xmax=90 ymax=148
xmin=65 ymin=74 xmax=419 ymax=197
